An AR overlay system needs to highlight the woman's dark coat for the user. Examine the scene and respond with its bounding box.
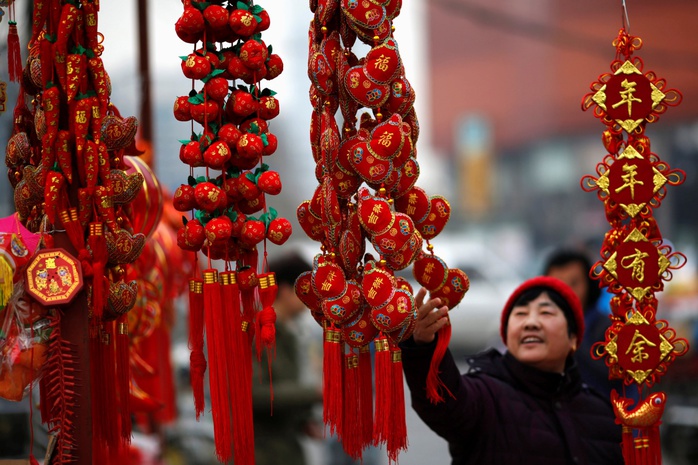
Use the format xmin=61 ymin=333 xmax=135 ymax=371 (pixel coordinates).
xmin=401 ymin=342 xmax=623 ymax=465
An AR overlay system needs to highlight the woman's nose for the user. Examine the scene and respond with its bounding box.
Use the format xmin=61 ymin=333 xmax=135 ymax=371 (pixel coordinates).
xmin=523 ymin=311 xmax=541 ymax=328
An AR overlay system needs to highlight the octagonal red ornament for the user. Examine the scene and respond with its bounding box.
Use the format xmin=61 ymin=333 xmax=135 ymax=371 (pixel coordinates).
xmin=25 ymin=248 xmax=83 ymax=305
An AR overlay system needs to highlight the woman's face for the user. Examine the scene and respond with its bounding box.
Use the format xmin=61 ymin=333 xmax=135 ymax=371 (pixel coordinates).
xmin=506 ymin=291 xmax=577 ymax=373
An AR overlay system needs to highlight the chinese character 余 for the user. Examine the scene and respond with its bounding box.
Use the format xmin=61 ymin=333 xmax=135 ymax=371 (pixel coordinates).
xmin=625 ymin=329 xmax=657 ymax=363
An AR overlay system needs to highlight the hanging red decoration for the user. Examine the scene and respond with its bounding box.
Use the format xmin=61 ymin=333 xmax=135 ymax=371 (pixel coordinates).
xmin=582 ymin=25 xmax=689 ymax=465
xmin=3 ymin=1 xmax=158 ymax=461
xmin=173 ymin=1 xmax=289 ymax=463
xmin=300 ymin=1 xmax=468 ymax=462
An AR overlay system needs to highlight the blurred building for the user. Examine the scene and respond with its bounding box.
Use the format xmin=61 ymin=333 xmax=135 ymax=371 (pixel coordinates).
xmin=425 ymin=0 xmax=698 ymax=252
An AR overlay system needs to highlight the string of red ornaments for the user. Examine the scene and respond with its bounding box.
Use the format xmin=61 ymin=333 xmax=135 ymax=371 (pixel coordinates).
xmin=581 ymin=27 xmax=689 ymax=465
xmin=300 ymin=1 xmax=469 ymax=463
xmin=173 ymin=1 xmax=287 ymax=464
xmin=4 ymin=1 xmax=159 ymax=463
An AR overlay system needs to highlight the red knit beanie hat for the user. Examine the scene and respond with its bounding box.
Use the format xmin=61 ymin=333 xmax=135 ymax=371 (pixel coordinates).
xmin=499 ymin=276 xmax=584 ymax=344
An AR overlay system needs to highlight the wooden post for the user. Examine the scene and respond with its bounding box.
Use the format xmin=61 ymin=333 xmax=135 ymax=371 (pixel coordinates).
xmin=137 ymin=0 xmax=154 ymax=169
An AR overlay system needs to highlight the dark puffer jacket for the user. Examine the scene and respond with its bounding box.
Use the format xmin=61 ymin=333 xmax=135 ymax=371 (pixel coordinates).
xmin=401 ymin=343 xmax=623 ymax=465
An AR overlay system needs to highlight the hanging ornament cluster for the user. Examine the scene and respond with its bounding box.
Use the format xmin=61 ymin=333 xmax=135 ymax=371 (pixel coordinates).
xmin=300 ymin=1 xmax=469 ymax=463
xmin=581 ymin=27 xmax=689 ymax=465
xmin=3 ymin=1 xmax=155 ymax=462
xmin=173 ymin=1 xmax=286 ymax=464
xmin=128 ymin=197 xmax=199 ymax=427
xmin=0 ymin=0 xmax=23 ymax=115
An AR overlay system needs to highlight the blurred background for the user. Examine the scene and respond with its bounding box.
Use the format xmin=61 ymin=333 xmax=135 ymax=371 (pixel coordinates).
xmin=1 ymin=0 xmax=698 ymax=464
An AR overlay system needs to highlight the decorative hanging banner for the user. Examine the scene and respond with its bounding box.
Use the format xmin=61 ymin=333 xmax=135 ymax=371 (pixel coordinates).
xmin=173 ymin=1 xmax=287 ymax=464
xmin=582 ymin=26 xmax=689 ymax=465
xmin=300 ymin=1 xmax=469 ymax=463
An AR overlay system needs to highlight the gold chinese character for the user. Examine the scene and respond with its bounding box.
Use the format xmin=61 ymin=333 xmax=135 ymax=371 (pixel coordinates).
xmin=374 ymin=54 xmax=391 ymax=72
xmin=611 ymin=79 xmax=642 ymax=115
xmin=321 ymin=271 xmax=336 ymax=292
xmin=614 ymin=163 xmax=644 ymax=199
xmin=625 ymin=329 xmax=656 ymax=363
xmin=379 ymin=132 xmax=393 ymax=147
xmin=621 ymin=248 xmax=650 ymax=282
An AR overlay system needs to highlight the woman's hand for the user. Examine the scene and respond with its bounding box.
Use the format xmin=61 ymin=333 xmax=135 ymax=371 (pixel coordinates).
xmin=412 ymin=287 xmax=450 ymax=345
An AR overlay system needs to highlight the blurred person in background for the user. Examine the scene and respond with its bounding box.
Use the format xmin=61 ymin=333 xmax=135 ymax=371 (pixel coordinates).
xmin=543 ymin=248 xmax=626 ymax=399
xmin=253 ymin=251 xmax=324 ymax=465
xmin=401 ymin=276 xmax=622 ymax=465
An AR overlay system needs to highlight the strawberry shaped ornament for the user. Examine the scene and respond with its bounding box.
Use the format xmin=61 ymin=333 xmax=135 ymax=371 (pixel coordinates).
xmin=173 ymin=3 xmax=290 ymax=464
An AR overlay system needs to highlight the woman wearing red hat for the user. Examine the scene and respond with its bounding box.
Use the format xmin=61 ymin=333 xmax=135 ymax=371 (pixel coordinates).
xmin=401 ymin=276 xmax=623 ymax=465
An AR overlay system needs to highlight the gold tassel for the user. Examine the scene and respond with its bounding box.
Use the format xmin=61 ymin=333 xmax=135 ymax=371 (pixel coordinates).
xmin=0 ymin=256 xmax=13 ymax=308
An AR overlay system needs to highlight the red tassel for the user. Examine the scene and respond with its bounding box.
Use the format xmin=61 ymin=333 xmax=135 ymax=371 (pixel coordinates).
xmin=323 ymin=323 xmax=344 ymax=438
xmin=257 ymin=303 xmax=277 ymax=397
xmin=59 ymin=208 xmax=86 ymax=252
xmin=342 ymin=351 xmax=363 ymax=461
xmin=649 ymin=426 xmax=662 ymax=465
xmin=8 ymin=22 xmax=22 ymax=83
xmin=359 ymin=344 xmax=374 ymax=449
xmin=188 ymin=278 xmax=206 ymax=419
xmin=116 ymin=315 xmax=132 ymax=444
xmin=387 ymin=345 xmax=408 ymax=463
xmin=373 ymin=335 xmax=391 ymax=446
xmin=257 ymin=272 xmax=278 ymax=355
xmin=238 ymin=253 xmax=260 ymax=347
xmin=626 ymin=426 xmax=662 ymax=465
xmin=90 ymin=323 xmax=120 ymax=456
xmin=426 ymin=322 xmax=454 ymax=404
xmin=622 ymin=426 xmax=635 ymax=465
xmin=202 ymin=269 xmax=233 ymax=463
xmin=256 ymin=273 xmax=278 ymax=404
xmin=222 ymin=271 xmax=255 ymax=465
xmin=154 ymin=326 xmax=177 ymax=424
xmin=88 ymin=222 xmax=108 ymax=321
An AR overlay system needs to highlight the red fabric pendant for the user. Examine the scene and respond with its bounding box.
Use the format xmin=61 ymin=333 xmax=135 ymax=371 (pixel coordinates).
xmin=7 ymin=21 xmax=22 ymax=83
xmin=202 ymin=269 xmax=233 ymax=462
xmin=426 ymin=322 xmax=454 ymax=404
xmin=387 ymin=345 xmax=408 ymax=463
xmin=372 ymin=335 xmax=391 ymax=446
xmin=359 ymin=344 xmax=373 ymax=449
xmin=222 ymin=271 xmax=255 ymax=465
xmin=341 ymin=351 xmax=362 ymax=461
xmin=323 ymin=323 xmax=343 ymax=437
xmin=187 ymin=277 xmax=206 ymax=418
